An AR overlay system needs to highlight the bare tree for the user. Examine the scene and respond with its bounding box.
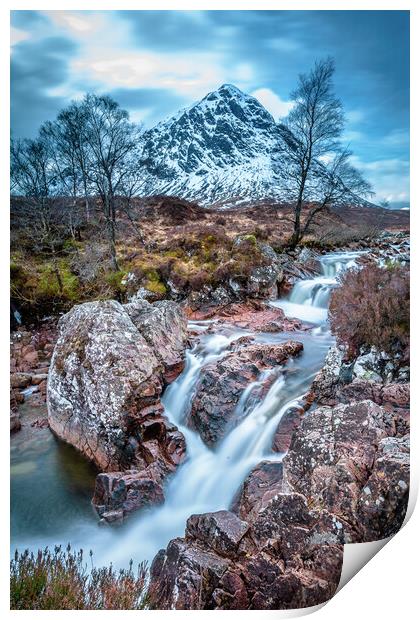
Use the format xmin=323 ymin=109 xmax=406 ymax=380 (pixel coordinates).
xmin=80 ymin=94 xmax=143 ymax=270
xmin=300 ymin=148 xmax=372 ymax=238
xmin=39 ymin=120 xmax=85 ymax=239
xmin=282 ymin=58 xmax=351 ymax=247
xmin=55 ymin=102 xmax=93 ymax=222
xmin=118 ymin=149 xmax=147 ymax=244
xmin=10 ymin=137 xmax=67 ymax=293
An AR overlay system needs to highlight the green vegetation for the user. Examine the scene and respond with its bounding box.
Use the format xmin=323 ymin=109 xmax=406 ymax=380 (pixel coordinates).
xmin=10 ymin=546 xmax=149 ymax=610
xmin=11 ymin=220 xmax=273 ymax=320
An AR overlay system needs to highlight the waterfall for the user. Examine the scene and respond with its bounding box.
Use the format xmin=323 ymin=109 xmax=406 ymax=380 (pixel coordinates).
xmin=272 ymin=250 xmax=364 ymax=324
xmin=11 ymin=250 xmax=358 ymax=570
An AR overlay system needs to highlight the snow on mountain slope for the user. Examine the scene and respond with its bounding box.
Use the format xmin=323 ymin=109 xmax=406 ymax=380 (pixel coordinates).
xmin=138 ymin=84 xmax=293 ymax=206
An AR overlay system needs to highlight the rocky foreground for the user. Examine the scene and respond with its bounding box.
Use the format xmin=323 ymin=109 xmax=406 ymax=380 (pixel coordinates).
xmin=46 ymin=298 xmax=189 ymax=524
xmin=147 ymin=340 xmax=409 ymax=610
xmin=10 ymin=234 xmax=410 ymax=609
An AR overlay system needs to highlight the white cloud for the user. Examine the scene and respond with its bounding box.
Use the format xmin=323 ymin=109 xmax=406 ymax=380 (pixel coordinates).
xmin=72 ymin=49 xmax=226 ymax=99
xmin=44 ymin=11 xmax=109 ymax=38
xmin=349 ymin=155 xmax=409 ymax=202
xmin=233 ymin=63 xmax=254 ymax=83
xmin=346 ymin=109 xmax=366 ymax=124
xmin=267 ymin=38 xmax=300 ymax=52
xmin=382 ymin=128 xmax=409 ymax=147
xmin=342 ymin=130 xmax=365 ymax=143
xmin=10 ymin=27 xmax=30 ymax=47
xmin=251 ymin=88 xmax=293 ymax=120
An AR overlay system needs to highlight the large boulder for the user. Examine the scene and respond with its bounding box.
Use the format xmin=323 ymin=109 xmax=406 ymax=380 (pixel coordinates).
xmin=283 ymin=399 xmax=409 ymax=542
xmin=149 ymin=498 xmax=344 ymax=610
xmin=47 ymin=298 xmax=188 ymax=519
xmin=188 ymin=341 xmax=303 ymax=446
xmin=228 ymin=240 xmax=284 ymax=300
xmin=124 ymin=299 xmax=188 ymax=383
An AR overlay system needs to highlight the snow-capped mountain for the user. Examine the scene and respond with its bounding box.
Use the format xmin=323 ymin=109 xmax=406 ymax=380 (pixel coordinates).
xmin=139 ymin=84 xmax=293 ymax=207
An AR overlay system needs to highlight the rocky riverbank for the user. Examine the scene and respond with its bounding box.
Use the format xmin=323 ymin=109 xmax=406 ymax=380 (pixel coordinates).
xmin=147 ymin=338 xmax=409 ymax=609
xmin=10 ymin=234 xmax=410 ymax=610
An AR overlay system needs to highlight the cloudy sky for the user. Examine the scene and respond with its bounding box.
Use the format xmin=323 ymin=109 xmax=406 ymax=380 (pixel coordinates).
xmin=11 ymin=10 xmax=409 ymax=205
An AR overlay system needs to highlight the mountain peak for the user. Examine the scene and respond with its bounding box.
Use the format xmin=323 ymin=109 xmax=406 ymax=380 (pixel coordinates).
xmin=217 ymin=83 xmax=247 ymax=97
xmin=139 ymin=83 xmax=287 ymax=206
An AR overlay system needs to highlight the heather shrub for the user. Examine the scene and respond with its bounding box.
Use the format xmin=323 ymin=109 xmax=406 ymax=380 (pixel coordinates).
xmin=10 ymin=546 xmax=148 ymax=610
xmin=306 ymin=223 xmax=381 ymax=249
xmin=329 ymin=263 xmax=409 ymax=360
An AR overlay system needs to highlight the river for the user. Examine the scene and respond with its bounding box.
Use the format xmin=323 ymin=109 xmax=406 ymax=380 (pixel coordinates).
xmin=10 ymin=250 xmax=362 ymax=568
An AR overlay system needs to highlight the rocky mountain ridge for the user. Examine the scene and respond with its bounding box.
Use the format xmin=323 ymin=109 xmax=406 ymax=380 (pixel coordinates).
xmin=138 ymin=84 xmax=300 ymax=207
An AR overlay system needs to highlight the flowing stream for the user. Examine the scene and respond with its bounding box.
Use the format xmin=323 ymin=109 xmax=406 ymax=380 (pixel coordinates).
xmin=10 ymin=250 xmax=361 ymax=568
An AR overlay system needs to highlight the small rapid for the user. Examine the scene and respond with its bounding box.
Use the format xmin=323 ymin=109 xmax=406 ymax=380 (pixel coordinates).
xmin=272 ymin=250 xmax=363 ymax=324
xmin=10 ymin=250 xmax=362 ymax=568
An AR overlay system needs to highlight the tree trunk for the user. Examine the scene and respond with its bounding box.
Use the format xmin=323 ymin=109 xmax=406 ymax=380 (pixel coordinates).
xmin=289 ymin=198 xmax=303 ymax=249
xmin=105 ymin=195 xmax=119 ymax=271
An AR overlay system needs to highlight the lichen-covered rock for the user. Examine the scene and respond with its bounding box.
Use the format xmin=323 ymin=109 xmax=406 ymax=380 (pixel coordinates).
xmin=310 ymin=345 xmax=344 ymax=405
xmin=149 ymin=493 xmax=343 ymax=610
xmin=188 ymin=341 xmax=303 ymax=446
xmin=124 ymin=299 xmax=188 ymax=383
xmin=47 ymin=299 xmax=187 ymax=471
xmin=150 ymin=538 xmax=232 ymax=610
xmin=47 ymin=298 xmax=188 ymax=519
xmin=357 ymin=434 xmax=409 ymax=540
xmin=186 ymin=511 xmax=249 ymax=558
xmin=93 ymin=470 xmax=165 ymax=523
xmin=283 ymin=399 xmax=409 ymax=542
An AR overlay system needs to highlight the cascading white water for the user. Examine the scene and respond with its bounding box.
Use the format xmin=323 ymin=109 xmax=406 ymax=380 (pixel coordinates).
xmin=272 ymin=251 xmax=364 ymax=324
xmin=10 ymin=250 xmax=362 ymax=570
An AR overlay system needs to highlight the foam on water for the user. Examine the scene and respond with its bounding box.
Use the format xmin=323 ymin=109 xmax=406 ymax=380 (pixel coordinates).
xmin=273 ymin=250 xmax=364 ymax=325
xmin=11 ymin=250 xmax=359 ymax=568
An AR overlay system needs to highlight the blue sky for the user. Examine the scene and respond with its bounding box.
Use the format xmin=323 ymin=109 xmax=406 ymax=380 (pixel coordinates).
xmin=11 ymin=10 xmax=409 ymax=205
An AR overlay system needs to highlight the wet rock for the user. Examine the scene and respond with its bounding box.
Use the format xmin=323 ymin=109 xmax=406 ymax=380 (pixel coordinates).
xmin=10 ymin=372 xmax=32 ymax=389
xmin=186 ymin=511 xmax=249 ymax=558
xmin=99 ymin=509 xmax=124 ymax=525
xmin=92 ymin=470 xmax=165 ymax=520
xmin=10 ymin=410 xmax=21 ymax=433
xmin=188 ymin=341 xmax=303 ymax=446
xmin=149 ymin=484 xmax=343 ymax=610
xmin=232 ymin=460 xmax=284 ymax=521
xmin=283 ymin=399 xmax=409 ymax=542
xmin=149 ymin=538 xmax=231 ymax=610
xmin=30 ymin=417 xmax=49 ymax=429
xmin=186 ymin=300 xmax=304 ymax=332
xmin=272 ymin=404 xmax=305 ymax=453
